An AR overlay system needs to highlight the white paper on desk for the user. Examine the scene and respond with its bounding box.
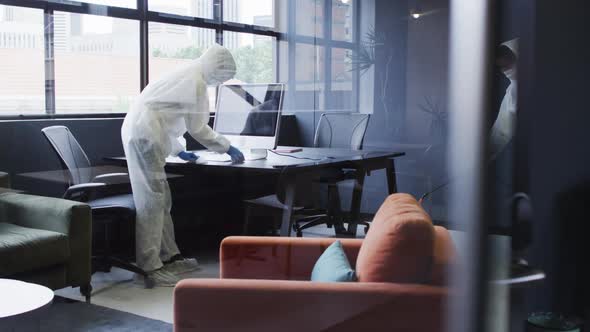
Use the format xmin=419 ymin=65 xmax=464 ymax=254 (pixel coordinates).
xmin=166 ymin=156 xmax=208 ymax=164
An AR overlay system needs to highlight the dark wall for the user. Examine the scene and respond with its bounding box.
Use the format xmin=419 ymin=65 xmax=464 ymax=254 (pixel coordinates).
xmin=0 ymin=118 xmax=125 ymax=196
xmin=363 ymin=0 xmax=408 ymax=145
xmin=518 ymin=0 xmax=590 ymax=315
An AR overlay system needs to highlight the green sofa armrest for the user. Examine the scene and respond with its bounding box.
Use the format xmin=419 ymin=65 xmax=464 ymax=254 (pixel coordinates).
xmin=0 ymin=172 xmax=9 ymax=188
xmin=0 ymin=193 xmax=92 ymax=287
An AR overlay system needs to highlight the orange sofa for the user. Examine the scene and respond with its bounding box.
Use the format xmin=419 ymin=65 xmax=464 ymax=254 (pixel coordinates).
xmin=174 ymin=194 xmax=457 ymax=332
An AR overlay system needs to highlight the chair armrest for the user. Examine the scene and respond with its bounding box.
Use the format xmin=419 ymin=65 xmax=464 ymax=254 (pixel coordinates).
xmin=92 ymin=172 xmax=130 ymax=185
xmin=0 ymin=193 xmax=92 ymax=286
xmin=63 ymin=182 xmax=106 ymax=201
xmin=174 ymin=279 xmax=448 ymax=332
xmin=220 ymin=236 xmax=363 ymax=280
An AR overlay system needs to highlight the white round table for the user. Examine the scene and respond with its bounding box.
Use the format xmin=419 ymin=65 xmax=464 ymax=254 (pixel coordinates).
xmin=0 ymin=279 xmax=54 ymax=331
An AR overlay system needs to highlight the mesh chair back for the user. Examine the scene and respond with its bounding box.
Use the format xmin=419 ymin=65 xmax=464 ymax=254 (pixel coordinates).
xmin=41 ymin=126 xmax=93 ymax=185
xmin=313 ymin=113 xmax=370 ymax=150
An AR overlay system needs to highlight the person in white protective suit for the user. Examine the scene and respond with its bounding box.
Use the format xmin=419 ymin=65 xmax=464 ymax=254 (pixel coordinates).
xmin=121 ymin=44 xmax=245 ymax=287
xmin=490 ymin=38 xmax=518 ymax=159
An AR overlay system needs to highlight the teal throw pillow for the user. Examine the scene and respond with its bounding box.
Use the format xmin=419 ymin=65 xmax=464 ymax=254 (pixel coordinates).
xmin=311 ymin=240 xmax=357 ymax=282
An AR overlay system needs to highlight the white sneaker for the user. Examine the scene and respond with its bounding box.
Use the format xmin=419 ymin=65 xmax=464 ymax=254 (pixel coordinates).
xmin=134 ymin=268 xmax=180 ymax=287
xmin=163 ymin=258 xmax=200 ymax=275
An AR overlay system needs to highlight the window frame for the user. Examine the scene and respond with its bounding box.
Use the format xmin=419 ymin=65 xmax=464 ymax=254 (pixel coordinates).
xmin=287 ymin=0 xmax=360 ymax=113
xmin=0 ymin=0 xmax=281 ymax=119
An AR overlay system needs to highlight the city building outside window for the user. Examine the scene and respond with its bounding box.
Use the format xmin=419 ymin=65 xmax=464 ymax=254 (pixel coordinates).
xmin=0 ymin=5 xmax=45 ymax=114
xmin=0 ymin=0 xmax=279 ymax=116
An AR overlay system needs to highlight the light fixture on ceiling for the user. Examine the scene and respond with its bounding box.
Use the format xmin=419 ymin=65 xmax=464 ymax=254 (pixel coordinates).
xmin=409 ymin=6 xmax=423 ymax=20
xmin=341 ymin=0 xmax=350 ymax=4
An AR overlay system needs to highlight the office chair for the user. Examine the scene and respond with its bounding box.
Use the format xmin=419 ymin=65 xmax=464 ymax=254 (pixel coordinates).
xmin=242 ymin=173 xmax=319 ymax=236
xmin=41 ymin=126 xmax=152 ymax=288
xmin=243 ymin=113 xmax=370 ymax=237
xmin=292 ymin=113 xmax=371 ymax=236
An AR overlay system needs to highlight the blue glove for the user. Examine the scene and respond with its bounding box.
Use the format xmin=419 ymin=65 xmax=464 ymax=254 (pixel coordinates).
xmin=178 ymin=151 xmax=199 ymax=162
xmin=227 ymin=145 xmax=245 ymax=163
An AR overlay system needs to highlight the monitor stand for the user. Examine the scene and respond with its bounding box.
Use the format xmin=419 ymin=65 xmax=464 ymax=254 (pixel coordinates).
xmin=245 ymin=148 xmax=268 ymax=161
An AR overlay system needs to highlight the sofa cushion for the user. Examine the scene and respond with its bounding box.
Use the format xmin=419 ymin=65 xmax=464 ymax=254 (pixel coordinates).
xmin=430 ymin=226 xmax=457 ymax=285
xmin=0 ymin=222 xmax=70 ymax=277
xmin=356 ymin=194 xmax=435 ymax=283
xmin=311 ymin=240 xmax=356 ymax=282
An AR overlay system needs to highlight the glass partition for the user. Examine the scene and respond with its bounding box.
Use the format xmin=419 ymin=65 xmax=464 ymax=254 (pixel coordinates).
xmin=4 ymin=0 xmax=540 ymax=331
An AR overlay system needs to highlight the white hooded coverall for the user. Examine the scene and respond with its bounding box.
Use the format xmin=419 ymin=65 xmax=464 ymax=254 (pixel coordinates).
xmin=490 ymin=39 xmax=518 ymax=158
xmin=121 ymin=44 xmax=236 ymax=271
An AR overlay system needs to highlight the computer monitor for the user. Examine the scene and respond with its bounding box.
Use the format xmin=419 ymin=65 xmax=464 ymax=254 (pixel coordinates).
xmin=213 ymin=83 xmax=285 ymax=160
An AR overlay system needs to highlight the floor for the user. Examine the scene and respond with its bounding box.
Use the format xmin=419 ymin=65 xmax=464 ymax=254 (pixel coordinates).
xmin=55 ymin=224 xmax=366 ymax=324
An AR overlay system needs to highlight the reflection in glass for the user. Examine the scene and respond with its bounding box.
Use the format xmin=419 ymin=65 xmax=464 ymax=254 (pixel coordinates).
xmin=0 ymin=5 xmax=45 ymax=114
xmin=54 ymin=13 xmax=139 ymax=113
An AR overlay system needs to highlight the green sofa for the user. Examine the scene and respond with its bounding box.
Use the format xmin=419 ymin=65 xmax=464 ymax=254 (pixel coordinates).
xmin=0 ymin=172 xmax=93 ymax=301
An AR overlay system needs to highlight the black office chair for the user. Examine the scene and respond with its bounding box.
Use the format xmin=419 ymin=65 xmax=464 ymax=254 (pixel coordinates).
xmin=243 ymin=112 xmax=371 ymax=237
xmin=293 ymin=113 xmax=371 ymax=236
xmin=242 ymin=173 xmax=319 ymax=236
xmin=41 ymin=126 xmax=151 ymax=289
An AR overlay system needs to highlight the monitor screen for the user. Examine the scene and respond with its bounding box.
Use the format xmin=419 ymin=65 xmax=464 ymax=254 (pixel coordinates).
xmin=214 ymin=84 xmax=284 ymax=137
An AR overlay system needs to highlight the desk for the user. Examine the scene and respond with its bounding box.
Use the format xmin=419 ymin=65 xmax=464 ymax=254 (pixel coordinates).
xmin=106 ymin=147 xmax=404 ymax=236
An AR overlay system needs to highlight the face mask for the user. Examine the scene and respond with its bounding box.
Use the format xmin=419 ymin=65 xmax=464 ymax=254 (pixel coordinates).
xmin=503 ymin=67 xmax=517 ymax=81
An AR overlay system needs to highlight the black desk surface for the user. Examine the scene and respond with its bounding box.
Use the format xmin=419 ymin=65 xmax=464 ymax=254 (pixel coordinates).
xmin=105 ymin=147 xmax=405 ymax=174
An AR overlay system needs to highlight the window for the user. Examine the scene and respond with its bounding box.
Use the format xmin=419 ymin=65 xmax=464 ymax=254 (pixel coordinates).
xmin=224 ymin=0 xmax=275 ymax=28
xmin=328 ymin=47 xmax=353 ymax=110
xmin=295 ymin=43 xmax=323 ymax=83
xmin=57 ymin=0 xmax=136 ymax=9
xmin=149 ymin=23 xmax=216 ymax=111
xmin=295 ymin=0 xmax=323 ymax=37
xmin=149 ymin=24 xmax=216 ymax=81
xmin=0 ymin=5 xmax=45 ymax=114
xmin=54 ymin=13 xmax=139 ymax=113
xmin=288 ymin=0 xmax=358 ymax=113
xmin=0 ymin=0 xmax=279 ymax=117
xmin=149 ymin=0 xmax=214 ymax=19
xmin=224 ymin=31 xmax=275 ymax=83
xmin=332 ymin=0 xmax=353 ymax=42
